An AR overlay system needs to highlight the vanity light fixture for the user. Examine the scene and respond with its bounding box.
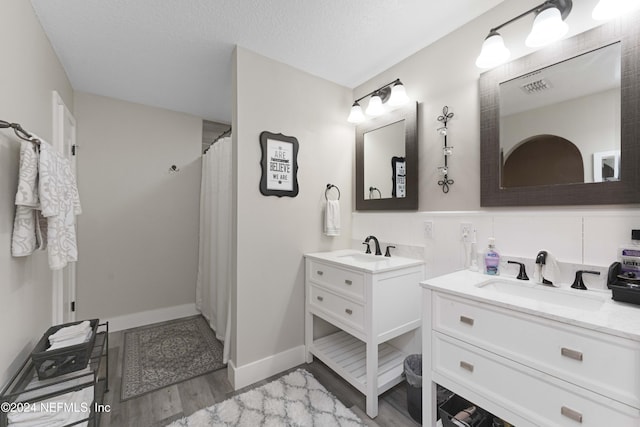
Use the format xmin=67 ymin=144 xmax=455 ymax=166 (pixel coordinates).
xmin=365 ymin=92 xmax=385 ymax=116
xmin=525 ymin=3 xmax=569 ymax=47
xmin=476 ymin=0 xmax=573 ymax=69
xmin=347 ymin=79 xmax=409 ymax=124
xmin=592 ymin=0 xmax=640 ymax=20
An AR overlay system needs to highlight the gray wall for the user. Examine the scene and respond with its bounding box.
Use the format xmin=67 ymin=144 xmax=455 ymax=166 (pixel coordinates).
xmin=0 ymin=0 xmax=74 ymax=386
xmin=232 ymin=47 xmax=353 ymax=368
xmin=73 ymin=92 xmax=202 ymax=321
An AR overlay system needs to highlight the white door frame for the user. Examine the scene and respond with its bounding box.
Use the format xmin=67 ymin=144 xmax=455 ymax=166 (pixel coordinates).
xmin=51 ymin=91 xmax=78 ymax=325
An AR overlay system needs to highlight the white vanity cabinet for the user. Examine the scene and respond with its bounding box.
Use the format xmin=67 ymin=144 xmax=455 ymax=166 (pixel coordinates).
xmin=304 ymin=250 xmax=424 ymax=418
xmin=421 ymin=272 xmax=640 ymax=427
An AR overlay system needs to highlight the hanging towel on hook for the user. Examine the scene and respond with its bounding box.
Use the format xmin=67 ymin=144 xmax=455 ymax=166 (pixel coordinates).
xmin=39 ymin=141 xmax=82 ymax=270
xmin=12 ymin=141 xmax=46 ymax=256
xmin=324 ymin=199 xmax=340 ymax=237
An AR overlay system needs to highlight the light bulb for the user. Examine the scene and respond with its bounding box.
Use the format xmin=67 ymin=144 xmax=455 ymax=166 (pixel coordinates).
xmin=525 ymin=6 xmax=568 ymax=48
xmin=388 ymin=82 xmax=409 ymax=106
xmin=475 ymin=31 xmax=510 ymax=69
xmin=592 ymin=0 xmax=640 ymax=20
xmin=347 ymin=102 xmax=365 ymax=123
xmin=366 ymin=94 xmax=385 ymax=116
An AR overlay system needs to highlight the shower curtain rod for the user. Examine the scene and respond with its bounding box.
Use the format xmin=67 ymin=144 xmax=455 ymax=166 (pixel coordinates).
xmin=204 ymin=127 xmax=232 ymax=154
xmin=0 ymin=119 xmax=41 ymax=145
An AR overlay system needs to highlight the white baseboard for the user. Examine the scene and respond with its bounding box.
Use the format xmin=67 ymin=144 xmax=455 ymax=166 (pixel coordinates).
xmin=228 ymin=345 xmax=306 ymax=390
xmin=104 ymin=303 xmax=199 ymax=332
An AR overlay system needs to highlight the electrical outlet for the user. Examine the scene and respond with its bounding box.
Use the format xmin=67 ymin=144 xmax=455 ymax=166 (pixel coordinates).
xmin=423 ymin=221 xmax=434 ymax=239
xmin=460 ymin=223 xmax=473 ymax=243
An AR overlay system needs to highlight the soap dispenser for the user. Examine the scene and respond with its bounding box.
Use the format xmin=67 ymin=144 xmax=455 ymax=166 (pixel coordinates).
xmin=484 ymin=237 xmax=500 ymax=275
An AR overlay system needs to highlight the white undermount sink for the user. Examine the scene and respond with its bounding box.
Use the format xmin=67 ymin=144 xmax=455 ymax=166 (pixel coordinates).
xmin=476 ymin=279 xmax=606 ymax=311
xmin=306 ymin=249 xmax=423 ymax=273
xmin=336 ymin=253 xmax=383 ymax=263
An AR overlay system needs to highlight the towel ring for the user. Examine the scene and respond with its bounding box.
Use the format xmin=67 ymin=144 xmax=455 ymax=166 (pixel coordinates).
xmin=325 ymin=184 xmax=340 ymax=200
xmin=369 ymin=187 xmax=382 ymax=199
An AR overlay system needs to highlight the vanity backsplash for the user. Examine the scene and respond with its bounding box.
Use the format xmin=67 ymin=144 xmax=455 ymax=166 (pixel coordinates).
xmin=352 ymin=209 xmax=640 ymax=290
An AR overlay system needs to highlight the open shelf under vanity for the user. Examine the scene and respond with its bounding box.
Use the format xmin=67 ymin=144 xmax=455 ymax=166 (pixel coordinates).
xmin=310 ymin=330 xmax=407 ymax=395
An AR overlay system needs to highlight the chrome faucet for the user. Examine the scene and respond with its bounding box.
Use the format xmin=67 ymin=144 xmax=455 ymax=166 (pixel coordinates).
xmin=364 ymin=235 xmax=382 ymax=256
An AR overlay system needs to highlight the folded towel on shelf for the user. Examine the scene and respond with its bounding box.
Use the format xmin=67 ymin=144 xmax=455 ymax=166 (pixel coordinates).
xmin=48 ymin=321 xmax=91 ymax=342
xmin=46 ymin=321 xmax=92 ymax=350
xmin=47 ymin=330 xmax=92 ymax=351
xmin=324 ymin=199 xmax=340 ymax=236
xmin=17 ymin=367 xmax=92 ymax=402
xmin=38 ymin=141 xmax=82 ymax=270
xmin=8 ymin=386 xmax=93 ymax=427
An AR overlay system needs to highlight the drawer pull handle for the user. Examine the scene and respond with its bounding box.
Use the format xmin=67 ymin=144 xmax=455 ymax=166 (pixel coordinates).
xmin=561 ymin=406 xmax=583 ymax=423
xmin=316 ymin=296 xmax=324 ymax=302
xmin=345 ymin=279 xmax=352 ymax=285
xmin=460 ymin=316 xmax=475 ymax=326
xmin=345 ymin=308 xmax=353 ymax=315
xmin=561 ymin=347 xmax=583 ymax=361
xmin=317 ymin=271 xmax=324 ymax=276
xmin=459 ymin=361 xmax=474 ymax=372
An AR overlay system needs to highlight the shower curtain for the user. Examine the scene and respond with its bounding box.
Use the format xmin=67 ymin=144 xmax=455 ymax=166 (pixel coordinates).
xmin=196 ymin=135 xmax=232 ymax=363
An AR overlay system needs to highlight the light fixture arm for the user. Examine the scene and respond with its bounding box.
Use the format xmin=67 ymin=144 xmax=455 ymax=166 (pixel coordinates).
xmin=488 ymin=0 xmax=572 ymax=34
xmin=353 ymin=78 xmax=401 ymax=104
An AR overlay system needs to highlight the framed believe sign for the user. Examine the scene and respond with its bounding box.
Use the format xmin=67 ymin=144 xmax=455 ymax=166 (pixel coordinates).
xmin=259 ymin=131 xmax=299 ymax=197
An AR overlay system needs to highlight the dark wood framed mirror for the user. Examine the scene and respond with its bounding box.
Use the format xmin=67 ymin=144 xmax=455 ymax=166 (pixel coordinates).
xmin=356 ymin=102 xmax=418 ymax=210
xmin=480 ymin=14 xmax=640 ymax=206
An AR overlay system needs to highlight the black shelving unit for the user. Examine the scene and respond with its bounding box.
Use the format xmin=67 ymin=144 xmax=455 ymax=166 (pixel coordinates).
xmin=0 ymin=322 xmax=109 ymax=427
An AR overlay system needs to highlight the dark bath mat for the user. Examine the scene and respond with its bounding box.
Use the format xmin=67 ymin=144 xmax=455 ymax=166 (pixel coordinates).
xmin=121 ymin=315 xmax=225 ymax=401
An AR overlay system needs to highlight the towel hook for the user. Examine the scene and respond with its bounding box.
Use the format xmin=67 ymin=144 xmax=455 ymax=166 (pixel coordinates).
xmin=325 ymin=184 xmax=340 ymax=200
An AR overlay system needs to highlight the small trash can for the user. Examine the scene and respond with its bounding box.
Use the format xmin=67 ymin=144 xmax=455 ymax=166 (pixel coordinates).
xmin=404 ymin=354 xmax=422 ymax=423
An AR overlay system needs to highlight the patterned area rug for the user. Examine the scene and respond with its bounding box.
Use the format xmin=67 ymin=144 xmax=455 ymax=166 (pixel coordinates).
xmin=167 ymin=369 xmax=365 ymax=427
xmin=121 ymin=315 xmax=225 ymax=401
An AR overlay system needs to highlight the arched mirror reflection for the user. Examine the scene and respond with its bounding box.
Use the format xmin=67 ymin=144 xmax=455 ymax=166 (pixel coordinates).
xmin=499 ymin=42 xmax=621 ymax=188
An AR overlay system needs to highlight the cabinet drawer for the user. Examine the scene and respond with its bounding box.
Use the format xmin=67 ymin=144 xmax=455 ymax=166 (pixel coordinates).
xmin=309 ymin=261 xmax=365 ymax=300
xmin=433 ymin=293 xmax=640 ymax=409
xmin=310 ymin=286 xmax=365 ymax=331
xmin=433 ymin=333 xmax=640 ymax=427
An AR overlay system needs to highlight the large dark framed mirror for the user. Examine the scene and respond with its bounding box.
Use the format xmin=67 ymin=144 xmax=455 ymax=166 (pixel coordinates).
xmin=480 ymin=14 xmax=640 ymax=206
xmin=356 ymin=102 xmax=418 ymax=210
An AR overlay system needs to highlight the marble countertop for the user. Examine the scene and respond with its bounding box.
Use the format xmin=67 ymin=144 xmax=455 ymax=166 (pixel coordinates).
xmin=421 ymin=269 xmax=640 ymax=342
xmin=305 ymin=249 xmax=424 ymax=273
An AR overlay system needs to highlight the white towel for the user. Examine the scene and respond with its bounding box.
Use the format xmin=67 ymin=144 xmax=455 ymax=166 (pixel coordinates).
xmin=38 ymin=141 xmax=82 ymax=270
xmin=8 ymin=386 xmax=92 ymax=427
xmin=324 ymin=199 xmax=340 ymax=236
xmin=48 ymin=321 xmax=91 ymax=342
xmin=47 ymin=321 xmax=92 ymax=350
xmin=47 ymin=329 xmax=92 ymax=351
xmin=11 ymin=141 xmax=46 ymax=256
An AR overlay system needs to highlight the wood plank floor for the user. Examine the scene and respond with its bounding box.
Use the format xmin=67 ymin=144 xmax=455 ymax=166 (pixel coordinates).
xmin=100 ymin=330 xmax=421 ymax=427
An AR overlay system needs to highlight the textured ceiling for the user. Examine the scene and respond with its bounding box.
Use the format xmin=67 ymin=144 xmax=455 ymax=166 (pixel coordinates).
xmin=31 ymin=0 xmax=504 ymax=122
